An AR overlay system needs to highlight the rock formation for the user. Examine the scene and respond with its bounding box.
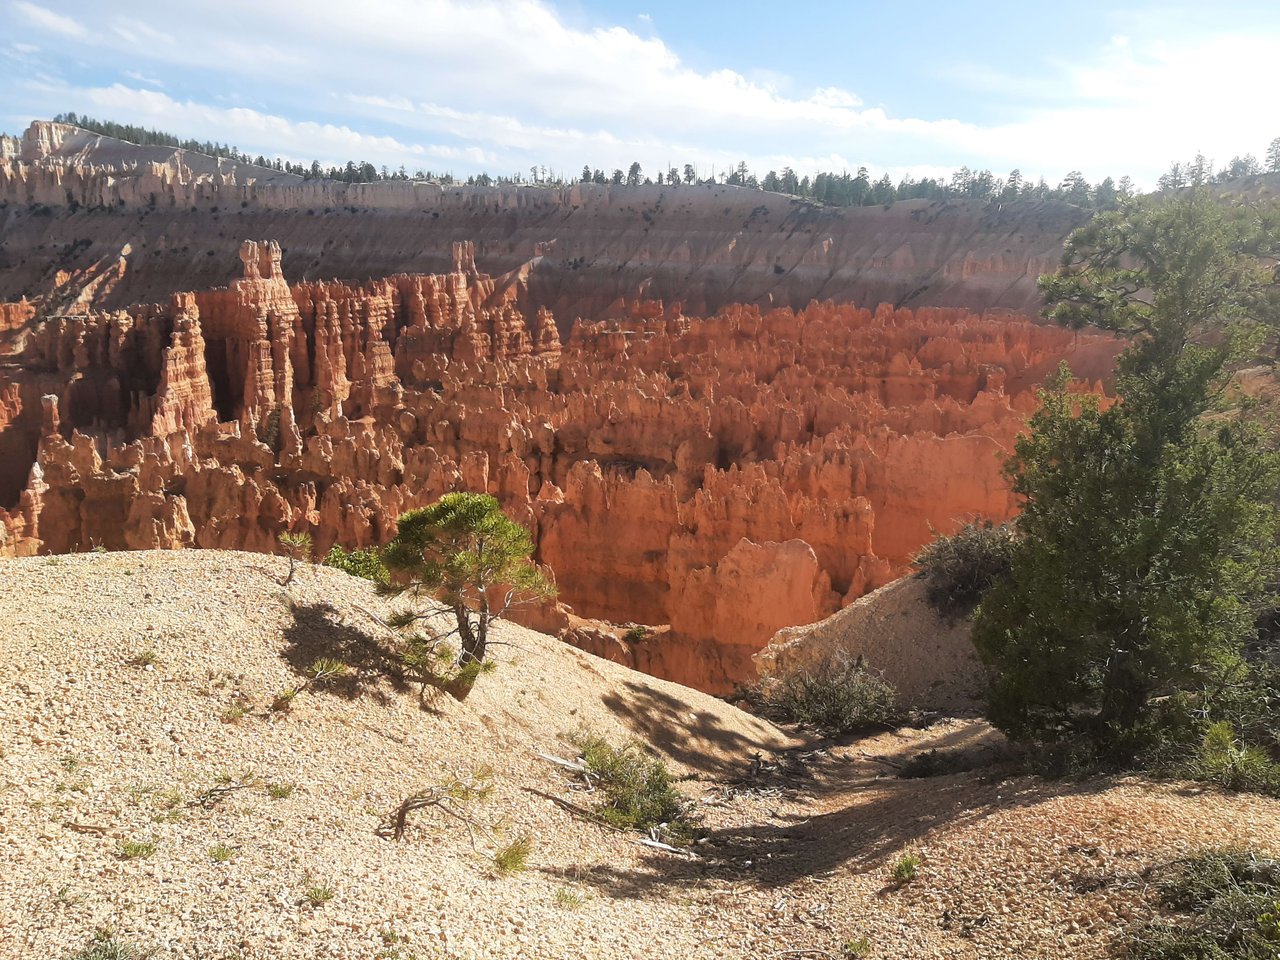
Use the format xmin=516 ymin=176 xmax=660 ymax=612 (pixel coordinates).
xmin=754 ymin=575 xmax=989 ymax=713
xmin=0 ymin=240 xmax=1120 ymax=692
xmin=1 ymin=121 xmax=1092 ymax=323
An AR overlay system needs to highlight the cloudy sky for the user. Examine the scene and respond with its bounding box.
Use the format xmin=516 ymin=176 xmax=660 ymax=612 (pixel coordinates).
xmin=2 ymin=0 xmax=1276 ymax=187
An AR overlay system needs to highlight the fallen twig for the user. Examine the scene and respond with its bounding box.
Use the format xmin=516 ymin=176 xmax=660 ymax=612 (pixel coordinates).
xmin=521 ymin=786 xmax=628 ymax=834
xmin=535 ymin=752 xmax=589 ymax=774
xmin=636 ymin=837 xmax=698 ymax=857
xmin=64 ymin=822 xmax=109 ymax=835
xmin=856 ymin=751 xmax=904 ymax=769
xmin=188 ymin=777 xmax=254 ymax=810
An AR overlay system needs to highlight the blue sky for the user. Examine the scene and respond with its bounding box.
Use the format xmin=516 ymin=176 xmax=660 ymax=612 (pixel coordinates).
xmin=2 ymin=0 xmax=1277 ymax=186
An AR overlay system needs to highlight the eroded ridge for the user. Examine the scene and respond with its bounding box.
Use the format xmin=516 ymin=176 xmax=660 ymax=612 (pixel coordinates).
xmin=0 ymin=241 xmax=1119 ymax=691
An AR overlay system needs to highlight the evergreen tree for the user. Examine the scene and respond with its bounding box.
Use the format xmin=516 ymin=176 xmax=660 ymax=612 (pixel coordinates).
xmin=382 ymin=493 xmax=554 ymax=699
xmin=973 ymin=186 xmax=1280 ymax=756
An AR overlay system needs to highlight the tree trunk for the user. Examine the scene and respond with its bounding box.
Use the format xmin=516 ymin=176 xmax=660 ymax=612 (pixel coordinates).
xmin=450 ymin=606 xmax=486 ymax=701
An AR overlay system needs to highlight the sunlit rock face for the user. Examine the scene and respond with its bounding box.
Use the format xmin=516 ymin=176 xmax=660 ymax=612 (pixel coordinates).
xmin=0 ymin=234 xmax=1119 ymax=692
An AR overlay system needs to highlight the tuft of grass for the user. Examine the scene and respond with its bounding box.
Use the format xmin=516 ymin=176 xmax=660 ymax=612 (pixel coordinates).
xmin=271 ymin=687 xmax=298 ymax=712
xmin=553 ymin=887 xmax=587 ymax=909
xmin=118 ymin=839 xmax=156 ymax=860
xmin=890 ymin=852 xmax=921 ymax=884
xmin=493 ymin=834 xmax=534 ymax=874
xmin=207 ymin=843 xmax=236 ymax=863
xmin=266 ymin=782 xmax=295 ymax=800
xmin=58 ymin=754 xmax=82 ymax=771
xmin=842 ymin=937 xmax=872 ymax=959
xmin=1184 ymin=721 xmax=1280 ymax=796
xmin=307 ymin=657 xmax=350 ymax=682
xmin=128 ymin=648 xmax=159 ymax=668
xmin=67 ymin=929 xmax=144 ymax=960
xmin=1125 ymin=848 xmax=1280 ymax=959
xmin=574 ymin=732 xmax=693 ymax=842
xmin=302 ymin=883 xmax=335 ymax=906
xmin=220 ymin=701 xmax=248 ymax=724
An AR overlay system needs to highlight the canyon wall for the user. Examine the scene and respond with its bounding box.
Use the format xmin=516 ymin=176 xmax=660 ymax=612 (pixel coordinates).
xmin=1 ymin=122 xmax=1088 ymax=323
xmin=0 ymin=241 xmax=1120 ymax=692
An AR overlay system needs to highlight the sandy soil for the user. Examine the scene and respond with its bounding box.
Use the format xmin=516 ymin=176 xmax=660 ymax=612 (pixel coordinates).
xmin=1 ymin=551 xmax=1276 ymax=959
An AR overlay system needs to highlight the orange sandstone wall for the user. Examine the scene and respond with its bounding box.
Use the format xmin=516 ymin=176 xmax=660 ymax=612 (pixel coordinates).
xmin=0 ymin=241 xmax=1120 ymax=692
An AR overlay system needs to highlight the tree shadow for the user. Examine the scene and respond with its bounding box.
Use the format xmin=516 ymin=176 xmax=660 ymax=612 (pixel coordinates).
xmin=280 ymin=601 xmax=418 ymax=707
xmin=552 ymin=764 xmax=1115 ymax=902
xmin=597 ymin=678 xmax=784 ymax=777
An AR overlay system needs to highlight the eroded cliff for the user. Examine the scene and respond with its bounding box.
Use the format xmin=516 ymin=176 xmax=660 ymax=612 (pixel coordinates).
xmin=0 ymin=240 xmax=1119 ymax=692
xmin=1 ymin=121 xmax=1088 ymax=323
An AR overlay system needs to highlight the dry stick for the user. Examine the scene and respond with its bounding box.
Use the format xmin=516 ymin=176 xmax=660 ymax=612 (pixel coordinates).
xmin=65 ymin=822 xmax=109 ymax=835
xmin=188 ymin=779 xmax=253 ymax=810
xmin=521 ymin=786 xmax=627 ymax=833
xmin=523 ymin=787 xmax=699 ymax=858
xmin=377 ymin=787 xmax=486 ymax=847
xmin=856 ymin=751 xmax=904 ymax=769
xmin=535 ymin=752 xmax=589 ymax=774
xmin=636 ymin=837 xmax=698 ymax=857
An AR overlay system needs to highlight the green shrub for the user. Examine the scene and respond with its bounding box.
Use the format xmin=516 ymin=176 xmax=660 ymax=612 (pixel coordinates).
xmin=1125 ymin=849 xmax=1280 ymax=959
xmin=303 ymin=884 xmax=335 ymax=906
xmin=842 ymin=937 xmax=872 ymax=958
xmin=758 ymin=650 xmax=900 ymax=736
xmin=118 ymin=839 xmax=156 ymax=860
xmin=323 ymin=544 xmax=389 ymax=585
xmin=207 ymin=843 xmax=236 ymax=863
xmin=1185 ymin=722 xmax=1280 ymax=796
xmin=913 ymin=520 xmax=1014 ymax=618
xmin=574 ymin=733 xmax=692 ymax=842
xmin=278 ymin=531 xmax=313 ymax=587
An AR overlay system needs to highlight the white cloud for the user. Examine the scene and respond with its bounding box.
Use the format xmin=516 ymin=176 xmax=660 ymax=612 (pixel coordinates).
xmin=76 ymin=85 xmax=495 ymax=169
xmin=122 ymin=70 xmax=163 ymax=88
xmin=12 ymin=0 xmax=85 ymax=37
xmin=4 ymin=0 xmax=1276 ymax=186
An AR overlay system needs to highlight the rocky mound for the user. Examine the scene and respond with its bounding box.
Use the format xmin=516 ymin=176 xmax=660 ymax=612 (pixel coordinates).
xmin=0 ymin=121 xmax=1089 ymax=319
xmin=3 ymin=551 xmax=1277 ymax=960
xmin=756 ymin=575 xmax=987 ymax=713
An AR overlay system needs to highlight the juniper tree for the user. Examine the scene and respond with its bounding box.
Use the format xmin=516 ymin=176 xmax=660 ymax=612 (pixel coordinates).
xmin=973 ymin=185 xmax=1280 ymax=757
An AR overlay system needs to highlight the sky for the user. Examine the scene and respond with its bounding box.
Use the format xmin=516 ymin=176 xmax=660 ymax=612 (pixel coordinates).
xmin=1 ymin=0 xmax=1277 ymax=187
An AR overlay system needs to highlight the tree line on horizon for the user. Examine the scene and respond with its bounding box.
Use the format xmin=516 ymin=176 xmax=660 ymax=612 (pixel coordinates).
xmin=50 ymin=113 xmax=1280 ymax=212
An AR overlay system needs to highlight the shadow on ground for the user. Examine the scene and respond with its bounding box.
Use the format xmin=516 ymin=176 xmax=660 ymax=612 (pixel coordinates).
xmin=550 ymin=747 xmax=1113 ymax=901
xmin=280 ymin=601 xmax=416 ymax=706
xmin=597 ymin=678 xmax=782 ymax=777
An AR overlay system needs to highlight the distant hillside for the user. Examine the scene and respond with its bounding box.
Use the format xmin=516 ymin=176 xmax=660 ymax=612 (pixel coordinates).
xmin=0 ymin=121 xmax=1091 ymax=317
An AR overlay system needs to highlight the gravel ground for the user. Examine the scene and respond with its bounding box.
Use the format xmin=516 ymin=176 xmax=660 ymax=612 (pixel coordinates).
xmin=1 ymin=551 xmax=1276 ymax=960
